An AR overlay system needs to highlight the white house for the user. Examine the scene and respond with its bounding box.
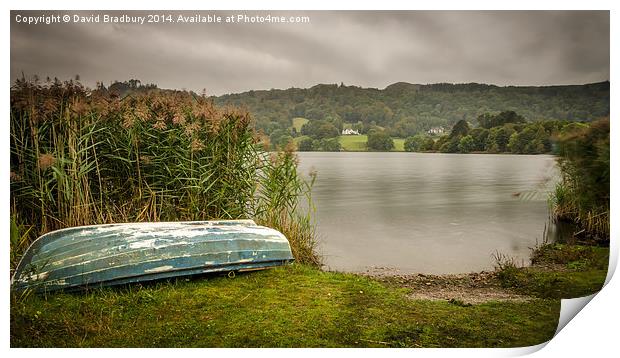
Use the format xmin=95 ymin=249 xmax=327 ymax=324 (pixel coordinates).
xmin=342 ymin=128 xmax=360 ymax=135
xmin=426 ymin=127 xmax=445 ymax=135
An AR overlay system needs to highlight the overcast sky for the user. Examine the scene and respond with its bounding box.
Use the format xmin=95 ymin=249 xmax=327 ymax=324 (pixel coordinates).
xmin=10 ymin=10 xmax=609 ymax=95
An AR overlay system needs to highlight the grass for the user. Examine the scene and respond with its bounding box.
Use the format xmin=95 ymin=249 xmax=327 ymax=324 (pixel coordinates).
xmin=339 ymin=135 xmax=368 ymax=151
xmin=292 ymin=117 xmax=309 ymax=132
xmin=393 ymin=138 xmax=405 ymax=151
xmin=339 ymin=135 xmax=405 ymax=152
xmin=11 ymin=264 xmax=559 ymax=348
xmin=495 ymin=243 xmax=609 ymax=299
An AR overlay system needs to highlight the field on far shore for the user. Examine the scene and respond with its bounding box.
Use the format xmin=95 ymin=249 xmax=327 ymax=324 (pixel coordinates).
xmin=339 ymin=135 xmax=405 ymax=152
xmin=292 ymin=117 xmax=309 ymax=132
xmin=290 ymin=118 xmax=405 ymax=152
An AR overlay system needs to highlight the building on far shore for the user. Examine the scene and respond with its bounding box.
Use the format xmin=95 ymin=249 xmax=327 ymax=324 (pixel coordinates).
xmin=342 ymin=128 xmax=360 ymax=135
xmin=426 ymin=127 xmax=445 ymax=135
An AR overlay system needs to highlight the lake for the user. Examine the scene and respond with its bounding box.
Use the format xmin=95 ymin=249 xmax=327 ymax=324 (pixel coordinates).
xmin=296 ymin=152 xmax=559 ymax=274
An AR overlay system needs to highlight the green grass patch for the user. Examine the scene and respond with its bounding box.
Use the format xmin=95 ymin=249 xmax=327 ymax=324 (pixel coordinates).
xmin=11 ymin=264 xmax=559 ymax=348
xmin=496 ymin=244 xmax=609 ymax=299
xmin=339 ymin=135 xmax=405 ymax=152
xmin=292 ymin=117 xmax=309 ymax=132
xmin=339 ymin=135 xmax=368 ymax=151
xmin=531 ymin=243 xmax=609 ymax=270
xmin=393 ymin=138 xmax=405 ymax=151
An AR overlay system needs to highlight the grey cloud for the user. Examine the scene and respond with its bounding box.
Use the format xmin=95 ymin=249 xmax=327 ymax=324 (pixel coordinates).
xmin=10 ymin=10 xmax=609 ymax=95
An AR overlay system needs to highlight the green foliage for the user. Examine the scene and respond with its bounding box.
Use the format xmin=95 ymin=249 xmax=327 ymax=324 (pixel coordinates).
xmin=495 ymin=244 xmax=608 ymax=299
xmin=214 ymin=81 xmax=609 ymax=139
xmin=10 ymin=78 xmax=320 ymax=269
xmin=404 ymin=134 xmax=431 ymax=152
xmin=477 ymin=111 xmax=526 ymax=129
xmin=367 ymin=130 xmax=394 ymax=151
xmin=439 ymin=136 xmax=460 ymax=153
xmin=469 ymin=128 xmax=489 ymax=152
xmin=10 ymin=216 xmax=33 ymax=275
xmin=458 ymin=135 xmax=475 ymax=153
xmin=530 ymin=244 xmax=609 ymax=270
xmin=422 ymin=137 xmax=435 ymax=151
xmin=389 ymin=117 xmax=423 ymax=138
xmin=433 ymin=135 xmax=448 ymax=151
xmin=295 ymin=137 xmax=342 ymax=152
xmin=317 ymin=138 xmax=342 ymax=151
xmin=270 ymin=129 xmax=294 ymax=149
xmin=559 ymin=122 xmax=589 ymax=136
xmin=297 ymin=137 xmax=314 ymax=151
xmin=507 ymin=124 xmax=550 ymax=154
xmin=301 ymin=120 xmax=340 ymax=140
xmin=407 ymin=113 xmax=588 ymax=155
xmin=449 ymin=119 xmax=470 ymax=138
xmin=551 ymin=118 xmax=609 ymax=239
xmin=486 ymin=125 xmax=516 ymax=153
xmin=256 ymin=149 xmax=321 ymax=266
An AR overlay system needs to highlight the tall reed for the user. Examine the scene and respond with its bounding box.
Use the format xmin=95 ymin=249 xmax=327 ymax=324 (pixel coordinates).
xmin=10 ymin=77 xmax=320 ymax=272
xmin=550 ymin=117 xmax=609 ymax=241
xmin=255 ymin=144 xmax=321 ymax=266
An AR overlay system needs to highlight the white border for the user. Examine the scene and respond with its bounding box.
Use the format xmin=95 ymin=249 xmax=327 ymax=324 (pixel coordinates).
xmin=3 ymin=1 xmax=617 ymax=357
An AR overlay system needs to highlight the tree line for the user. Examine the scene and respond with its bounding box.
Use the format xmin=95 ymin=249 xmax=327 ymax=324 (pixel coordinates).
xmin=403 ymin=111 xmax=591 ymax=154
xmin=213 ymin=81 xmax=609 ymax=145
xmin=292 ymin=109 xmax=597 ymax=154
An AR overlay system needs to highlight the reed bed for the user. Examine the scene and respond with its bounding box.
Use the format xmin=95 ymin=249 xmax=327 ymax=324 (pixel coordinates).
xmin=550 ymin=117 xmax=609 ymax=241
xmin=10 ymin=78 xmax=321 ymax=272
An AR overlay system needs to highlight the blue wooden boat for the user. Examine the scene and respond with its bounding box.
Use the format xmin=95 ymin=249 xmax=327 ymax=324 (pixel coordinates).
xmin=11 ymin=220 xmax=294 ymax=293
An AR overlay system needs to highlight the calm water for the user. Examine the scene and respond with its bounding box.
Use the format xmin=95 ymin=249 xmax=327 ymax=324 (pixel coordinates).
xmin=297 ymin=152 xmax=559 ymax=274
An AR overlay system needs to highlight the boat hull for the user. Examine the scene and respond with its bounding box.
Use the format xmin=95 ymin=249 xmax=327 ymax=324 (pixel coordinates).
xmin=11 ymin=220 xmax=294 ymax=292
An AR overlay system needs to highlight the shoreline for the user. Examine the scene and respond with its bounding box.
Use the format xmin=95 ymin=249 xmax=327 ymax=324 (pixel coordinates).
xmin=361 ymin=268 xmax=532 ymax=304
xmin=353 ymin=240 xmax=609 ymax=304
xmin=10 ymin=242 xmax=607 ymax=347
xmin=295 ymin=149 xmax=555 ymax=155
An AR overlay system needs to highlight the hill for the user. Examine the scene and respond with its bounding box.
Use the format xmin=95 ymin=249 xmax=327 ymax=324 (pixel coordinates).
xmin=212 ymin=81 xmax=609 ymax=138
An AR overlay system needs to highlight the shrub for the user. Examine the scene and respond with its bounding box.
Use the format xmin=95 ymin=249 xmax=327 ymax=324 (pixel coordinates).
xmin=404 ymin=134 xmax=427 ymax=152
xmin=367 ymin=130 xmax=394 ymax=151
xmin=458 ymin=135 xmax=475 ymax=153
xmin=297 ymin=137 xmax=314 ymax=151
xmin=551 ymin=117 xmax=609 ymax=240
xmin=318 ymin=138 xmax=342 ymax=151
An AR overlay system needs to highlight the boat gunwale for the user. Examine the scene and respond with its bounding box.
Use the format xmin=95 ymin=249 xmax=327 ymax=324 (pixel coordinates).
xmin=15 ymin=259 xmax=294 ymax=293
xmin=16 ymin=248 xmax=294 ymax=286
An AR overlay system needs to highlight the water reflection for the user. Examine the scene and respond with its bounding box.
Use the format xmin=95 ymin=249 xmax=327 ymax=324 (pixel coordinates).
xmin=297 ymin=152 xmax=560 ymax=274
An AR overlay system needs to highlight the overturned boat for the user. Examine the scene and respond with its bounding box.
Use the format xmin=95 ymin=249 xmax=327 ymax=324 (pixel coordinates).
xmin=11 ymin=220 xmax=294 ymax=293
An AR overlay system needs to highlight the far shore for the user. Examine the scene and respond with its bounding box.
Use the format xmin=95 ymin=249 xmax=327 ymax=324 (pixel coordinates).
xmin=294 ymin=150 xmax=555 ymax=155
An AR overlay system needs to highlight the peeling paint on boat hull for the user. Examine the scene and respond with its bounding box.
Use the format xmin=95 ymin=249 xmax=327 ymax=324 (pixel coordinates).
xmin=11 ymin=220 xmax=294 ymax=293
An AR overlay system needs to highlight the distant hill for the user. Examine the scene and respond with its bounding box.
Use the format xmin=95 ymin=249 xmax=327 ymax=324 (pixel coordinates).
xmin=212 ymin=81 xmax=609 ymax=138
xmin=97 ymin=79 xmax=609 ymax=139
